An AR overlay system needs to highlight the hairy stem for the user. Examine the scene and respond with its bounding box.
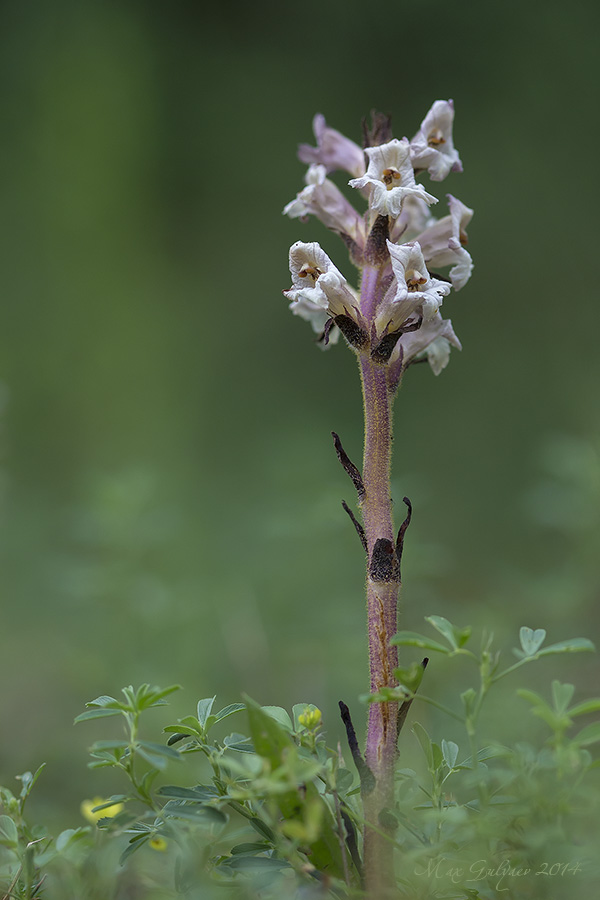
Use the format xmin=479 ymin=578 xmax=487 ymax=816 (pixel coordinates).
xmin=358 ymin=265 xmax=400 ymax=897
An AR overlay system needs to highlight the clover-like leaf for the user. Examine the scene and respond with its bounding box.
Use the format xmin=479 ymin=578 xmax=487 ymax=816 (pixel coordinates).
xmin=519 ymin=627 xmax=547 ymax=657
xmin=425 ymin=616 xmax=471 ymax=650
xmin=441 ymin=739 xmax=459 ymax=769
xmin=536 ymin=638 xmax=595 ymax=657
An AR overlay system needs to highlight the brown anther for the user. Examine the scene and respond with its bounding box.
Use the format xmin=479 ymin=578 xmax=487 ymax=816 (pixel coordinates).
xmin=459 ymin=228 xmax=468 ymax=246
xmin=406 ymin=269 xmax=427 ymax=292
xmin=382 ymin=167 xmax=401 ymax=188
xmin=427 ymin=129 xmax=446 ymax=147
xmin=299 ymin=265 xmax=322 ymax=281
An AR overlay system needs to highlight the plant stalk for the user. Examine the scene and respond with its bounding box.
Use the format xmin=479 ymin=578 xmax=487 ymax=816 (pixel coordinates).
xmin=358 ymin=264 xmax=400 ymax=897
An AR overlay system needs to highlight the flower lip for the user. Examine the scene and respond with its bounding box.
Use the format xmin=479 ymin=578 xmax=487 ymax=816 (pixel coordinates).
xmin=349 ymin=138 xmax=438 ymax=218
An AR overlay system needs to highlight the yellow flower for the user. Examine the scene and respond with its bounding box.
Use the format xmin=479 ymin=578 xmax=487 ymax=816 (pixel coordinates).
xmin=80 ymin=796 xmax=124 ymax=824
xmin=298 ymin=706 xmax=322 ymax=730
xmin=149 ymin=836 xmax=168 ymax=852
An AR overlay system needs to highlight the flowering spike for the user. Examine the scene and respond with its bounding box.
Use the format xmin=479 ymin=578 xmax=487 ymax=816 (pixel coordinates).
xmin=285 ymin=110 xmax=473 ymax=378
xmin=282 ymin=106 xmax=474 ymax=900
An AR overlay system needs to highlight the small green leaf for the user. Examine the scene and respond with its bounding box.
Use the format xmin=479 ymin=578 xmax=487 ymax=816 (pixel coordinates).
xmin=361 ymin=686 xmax=410 ymax=704
xmin=569 ymin=698 xmax=600 ymax=717
xmin=247 ymin=817 xmax=276 ymax=842
xmin=197 ymin=697 xmax=216 ymax=727
xmin=412 ymin=722 xmax=433 ymax=769
xmin=260 ymin=706 xmax=294 ymax=732
xmin=86 ymin=695 xmax=124 ymax=709
xmin=517 ymin=689 xmax=564 ymax=730
xmin=393 ymin=662 xmax=426 ymax=693
xmin=551 ymin=681 xmax=575 ymax=715
xmin=425 ymin=615 xmax=469 ymax=650
xmin=90 ymin=740 xmax=129 ymax=752
xmin=0 ymin=815 xmax=18 ymax=847
xmin=16 ymin=764 xmax=46 ymax=804
xmin=136 ymin=741 xmax=181 ymax=768
xmin=573 ymin=722 xmax=600 ymax=747
xmin=230 ymin=842 xmax=272 ymax=856
xmin=517 ymin=688 xmax=546 ymax=708
xmin=91 ymin=795 xmax=128 ymax=812
xmin=536 ymin=638 xmax=595 ymax=656
xmin=213 ymin=703 xmax=246 ymax=723
xmin=431 ymin=742 xmax=444 ymax=771
xmin=74 ymin=708 xmax=123 ymax=724
xmin=334 ymin=768 xmax=354 ymax=794
xmin=157 ymin=785 xmax=218 ymax=802
xmin=223 ymin=734 xmax=254 ymax=752
xmin=519 ymin=626 xmax=547 ymax=656
xmin=174 ymin=716 xmax=203 ymax=734
xmin=245 ymin=697 xmax=294 ymax=770
xmin=390 ymin=631 xmax=450 ymax=654
xmin=165 ymin=732 xmax=191 ymax=746
xmin=138 ymin=685 xmax=181 ymax=709
xmin=120 ymin=834 xmax=149 ymax=864
xmin=162 ymin=801 xmax=228 ymax=826
xmin=55 ymin=828 xmax=87 ymax=852
xmin=441 ymin=740 xmax=459 ymax=769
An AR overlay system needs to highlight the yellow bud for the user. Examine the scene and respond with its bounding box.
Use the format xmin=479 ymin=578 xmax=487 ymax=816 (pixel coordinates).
xmin=298 ymin=706 xmax=322 ymax=730
xmin=149 ymin=836 xmax=168 ymax=852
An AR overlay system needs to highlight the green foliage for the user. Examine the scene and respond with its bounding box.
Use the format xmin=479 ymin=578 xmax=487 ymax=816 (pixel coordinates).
xmin=1 ymin=629 xmax=599 ymax=898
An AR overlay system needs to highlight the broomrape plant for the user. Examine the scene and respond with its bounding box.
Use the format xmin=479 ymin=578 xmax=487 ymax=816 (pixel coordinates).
xmin=283 ymin=103 xmax=472 ymax=894
xmin=2 ymin=103 xmax=599 ymax=900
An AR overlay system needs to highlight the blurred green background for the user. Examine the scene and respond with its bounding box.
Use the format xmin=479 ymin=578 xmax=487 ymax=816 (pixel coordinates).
xmin=1 ymin=0 xmax=599 ymax=826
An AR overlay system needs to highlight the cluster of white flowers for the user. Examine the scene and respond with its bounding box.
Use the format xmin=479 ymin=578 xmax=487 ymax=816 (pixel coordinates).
xmin=283 ymin=102 xmax=473 ymax=376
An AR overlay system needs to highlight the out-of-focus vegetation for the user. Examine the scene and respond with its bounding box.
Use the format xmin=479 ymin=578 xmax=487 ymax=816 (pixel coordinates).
xmin=0 ymin=0 xmax=599 ymax=836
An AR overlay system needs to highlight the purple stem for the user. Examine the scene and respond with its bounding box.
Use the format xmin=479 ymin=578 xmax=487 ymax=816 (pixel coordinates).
xmin=358 ymin=264 xmax=400 ymax=893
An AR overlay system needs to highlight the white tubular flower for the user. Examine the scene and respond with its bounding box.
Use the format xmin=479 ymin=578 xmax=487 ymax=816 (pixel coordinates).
xmin=397 ymin=315 xmax=462 ymax=375
xmin=283 ymin=165 xmax=365 ymax=245
xmin=284 ymin=241 xmax=359 ymax=320
xmin=415 ymin=194 xmax=474 ymax=290
xmin=298 ymin=114 xmax=366 ymax=178
xmin=349 ymin=138 xmax=438 ymax=219
xmin=411 ymin=100 xmax=463 ymax=182
xmin=377 ymin=240 xmax=451 ymax=333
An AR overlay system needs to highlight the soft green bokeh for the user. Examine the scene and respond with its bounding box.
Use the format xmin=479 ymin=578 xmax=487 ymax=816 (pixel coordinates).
xmin=1 ymin=0 xmax=599 ymax=826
